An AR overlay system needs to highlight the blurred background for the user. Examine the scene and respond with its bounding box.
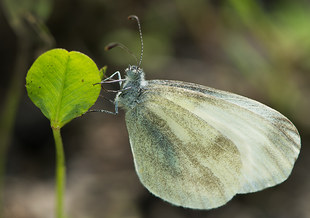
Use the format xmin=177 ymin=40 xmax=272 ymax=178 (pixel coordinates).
xmin=0 ymin=0 xmax=309 ymax=217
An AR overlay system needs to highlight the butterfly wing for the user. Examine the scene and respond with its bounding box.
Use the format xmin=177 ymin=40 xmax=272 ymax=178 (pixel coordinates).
xmin=124 ymin=80 xmax=300 ymax=209
xmin=125 ymin=89 xmax=242 ymax=209
xmin=149 ymin=80 xmax=301 ymax=193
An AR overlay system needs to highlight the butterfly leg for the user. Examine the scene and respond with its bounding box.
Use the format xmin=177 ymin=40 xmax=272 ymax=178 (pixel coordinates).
xmin=102 ymin=71 xmax=121 ymax=81
xmin=102 ymin=71 xmax=124 ymax=87
xmin=93 ymin=71 xmax=125 ymax=87
xmin=88 ymin=109 xmax=118 ymax=115
xmin=87 ymin=92 xmax=120 ymax=115
xmin=88 ymin=98 xmax=119 ymax=115
xmin=89 ymin=72 xmax=124 ymax=115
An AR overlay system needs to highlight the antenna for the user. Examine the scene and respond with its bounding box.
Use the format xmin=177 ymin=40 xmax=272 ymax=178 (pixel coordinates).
xmin=128 ymin=15 xmax=143 ymax=67
xmin=105 ymin=42 xmax=138 ymax=64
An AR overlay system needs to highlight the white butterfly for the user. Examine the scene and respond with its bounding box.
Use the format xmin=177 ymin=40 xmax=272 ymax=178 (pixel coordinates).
xmin=96 ymin=15 xmax=301 ymax=210
xmin=100 ymin=65 xmax=300 ymax=209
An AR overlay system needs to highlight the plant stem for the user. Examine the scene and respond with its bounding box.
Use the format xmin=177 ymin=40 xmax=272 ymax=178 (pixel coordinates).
xmin=52 ymin=127 xmax=66 ymax=218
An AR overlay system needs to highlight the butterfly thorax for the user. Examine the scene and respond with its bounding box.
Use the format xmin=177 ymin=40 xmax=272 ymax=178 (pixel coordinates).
xmin=115 ymin=65 xmax=148 ymax=111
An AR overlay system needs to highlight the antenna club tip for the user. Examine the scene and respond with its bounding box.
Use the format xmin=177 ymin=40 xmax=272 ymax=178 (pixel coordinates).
xmin=104 ymin=42 xmax=118 ymax=51
xmin=128 ymin=15 xmax=139 ymax=21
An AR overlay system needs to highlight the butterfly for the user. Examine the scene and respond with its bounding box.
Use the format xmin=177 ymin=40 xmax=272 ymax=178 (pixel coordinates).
xmin=96 ymin=15 xmax=301 ymax=209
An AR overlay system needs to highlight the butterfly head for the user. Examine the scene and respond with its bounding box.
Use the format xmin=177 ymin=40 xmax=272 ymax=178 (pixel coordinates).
xmin=115 ymin=65 xmax=148 ymax=110
xmin=123 ymin=65 xmax=148 ymax=88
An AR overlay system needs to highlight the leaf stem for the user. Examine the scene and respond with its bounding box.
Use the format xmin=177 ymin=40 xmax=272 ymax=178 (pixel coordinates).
xmin=52 ymin=127 xmax=66 ymax=218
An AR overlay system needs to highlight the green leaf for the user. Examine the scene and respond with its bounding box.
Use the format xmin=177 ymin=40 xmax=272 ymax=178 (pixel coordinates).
xmin=99 ymin=65 xmax=108 ymax=80
xmin=26 ymin=48 xmax=101 ymax=128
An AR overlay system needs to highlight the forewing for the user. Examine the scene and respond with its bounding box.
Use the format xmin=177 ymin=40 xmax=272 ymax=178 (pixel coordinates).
xmin=147 ymin=80 xmax=301 ymax=194
xmin=125 ymin=87 xmax=242 ymax=209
